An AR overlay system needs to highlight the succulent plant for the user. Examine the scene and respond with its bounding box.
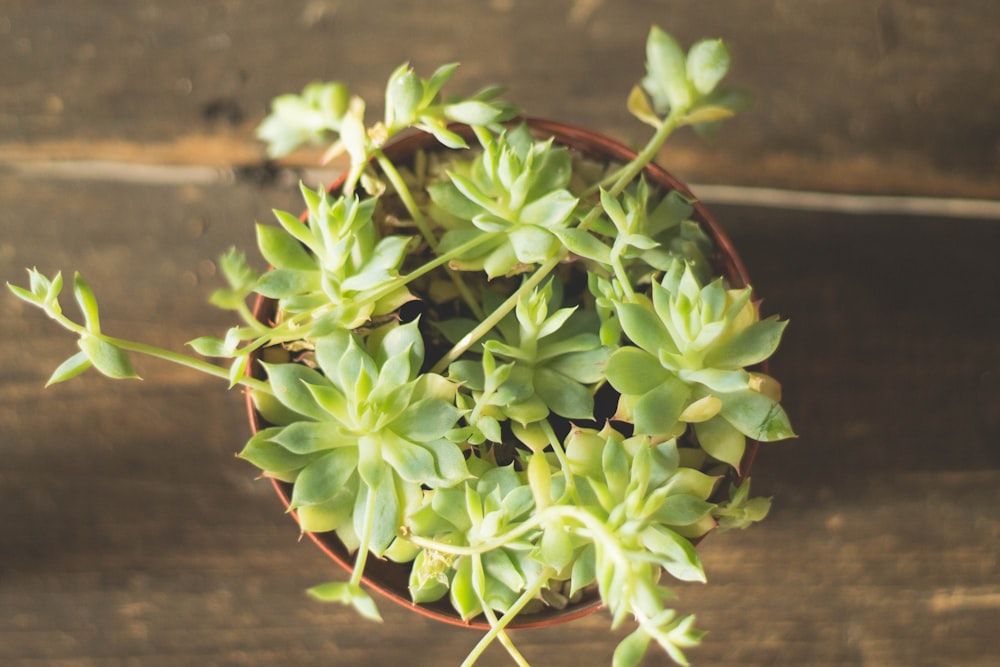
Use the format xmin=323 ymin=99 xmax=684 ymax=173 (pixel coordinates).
xmin=10 ymin=26 xmax=793 ymax=667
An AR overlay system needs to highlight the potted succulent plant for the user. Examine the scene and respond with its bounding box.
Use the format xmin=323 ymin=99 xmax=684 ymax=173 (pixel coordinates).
xmin=10 ymin=26 xmax=793 ymax=667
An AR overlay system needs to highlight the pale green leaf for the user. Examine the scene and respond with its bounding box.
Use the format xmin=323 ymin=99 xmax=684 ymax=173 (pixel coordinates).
xmin=616 ymin=301 xmax=671 ymax=354
xmin=533 ymin=367 xmax=594 ymax=420
xmin=290 ymin=447 xmax=359 ymax=507
xmin=704 ymin=317 xmax=789 ymax=369
xmin=256 ymin=223 xmax=314 ymax=271
xmin=554 ymin=227 xmax=612 ymax=265
xmin=693 ymin=415 xmax=746 ymax=468
xmin=254 ymin=269 xmax=320 ymax=299
xmin=72 ymin=273 xmax=101 ymax=333
xmin=632 ymin=376 xmax=690 ymax=437
xmin=613 ymin=627 xmax=653 ymax=667
xmin=686 ymin=38 xmax=731 ymax=95
xmin=238 ymin=426 xmax=315 ymax=474
xmin=605 ymin=347 xmax=668 ymax=395
xmin=449 ymin=556 xmax=484 ymax=621
xmin=642 ymin=26 xmax=691 ymax=114
xmin=78 ymin=335 xmax=139 ymax=380
xmin=45 ymin=351 xmax=92 ymax=387
xmin=261 ymin=361 xmax=331 ymax=421
xmin=272 ymin=421 xmax=352 ymax=455
xmin=718 ymin=389 xmax=796 ymax=442
xmin=393 ymin=398 xmax=461 ymax=443
xmin=655 ymin=494 xmax=715 ymax=527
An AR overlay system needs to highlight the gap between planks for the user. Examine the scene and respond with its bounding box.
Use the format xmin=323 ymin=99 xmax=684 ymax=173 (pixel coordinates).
xmin=5 ymin=157 xmax=1000 ymax=221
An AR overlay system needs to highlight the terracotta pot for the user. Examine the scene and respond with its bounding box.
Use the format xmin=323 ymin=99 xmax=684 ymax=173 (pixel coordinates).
xmin=246 ymin=118 xmax=760 ymax=629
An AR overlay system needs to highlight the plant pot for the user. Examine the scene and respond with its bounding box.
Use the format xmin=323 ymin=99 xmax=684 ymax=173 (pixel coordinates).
xmin=246 ymin=118 xmax=761 ymax=629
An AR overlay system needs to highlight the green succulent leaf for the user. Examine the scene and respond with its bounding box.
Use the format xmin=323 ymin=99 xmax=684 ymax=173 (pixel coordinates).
xmin=685 ymin=39 xmax=731 ymax=96
xmin=693 ymin=414 xmax=746 ymax=469
xmin=605 ymin=347 xmax=668 ymax=395
xmin=617 ymin=301 xmax=671 ymax=355
xmin=642 ymin=26 xmax=691 ymax=114
xmin=704 ymin=317 xmax=789 ymax=368
xmin=307 ymin=581 xmax=383 ymax=623
xmin=261 ymin=361 xmax=331 ymax=422
xmin=238 ymin=426 xmax=316 ymax=474
xmin=533 ymin=367 xmax=594 ymax=420
xmin=654 ymin=494 xmax=715 ymax=528
xmin=613 ymin=627 xmax=653 ymax=667
xmin=256 ymin=81 xmax=351 ymax=158
xmin=718 ymin=389 xmax=796 ymax=442
xmin=632 ymin=376 xmax=690 ymax=437
xmin=554 ymin=227 xmax=612 ymax=265
xmin=256 ymin=223 xmax=315 ymax=271
xmin=450 ymin=556 xmax=484 ymax=621
xmin=272 ymin=420 xmax=352 ymax=455
xmin=78 ymin=335 xmax=139 ymax=380
xmin=45 ymin=350 xmax=92 ymax=387
xmin=187 ymin=336 xmax=233 ymax=358
xmin=72 ymin=273 xmax=101 ymax=333
xmin=290 ymin=447 xmax=359 ymax=508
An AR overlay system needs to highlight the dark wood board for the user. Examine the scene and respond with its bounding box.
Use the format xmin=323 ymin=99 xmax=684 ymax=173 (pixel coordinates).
xmin=2 ymin=2 xmax=999 ymax=665
xmin=3 ymin=174 xmax=998 ymax=666
xmin=2 ymin=0 xmax=999 ymax=197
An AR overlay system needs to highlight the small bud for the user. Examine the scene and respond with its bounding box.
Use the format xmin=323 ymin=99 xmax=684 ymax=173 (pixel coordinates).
xmin=749 ymin=373 xmax=782 ymax=402
xmin=678 ymin=395 xmax=722 ymax=423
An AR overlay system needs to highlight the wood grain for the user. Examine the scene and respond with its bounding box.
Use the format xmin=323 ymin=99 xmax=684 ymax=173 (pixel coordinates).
xmin=2 ymin=2 xmax=998 ymax=666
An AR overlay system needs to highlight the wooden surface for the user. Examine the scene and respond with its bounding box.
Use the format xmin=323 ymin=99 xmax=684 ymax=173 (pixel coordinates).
xmin=2 ymin=2 xmax=998 ymax=666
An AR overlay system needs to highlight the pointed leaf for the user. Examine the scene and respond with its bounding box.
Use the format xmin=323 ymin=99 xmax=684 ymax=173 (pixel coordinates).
xmin=45 ymin=351 xmax=92 ymax=387
xmin=72 ymin=273 xmax=101 ymax=333
xmin=256 ymin=223 xmax=315 ymax=270
xmin=290 ymin=447 xmax=359 ymax=507
xmin=616 ymin=301 xmax=671 ymax=354
xmin=633 ymin=376 xmax=690 ymax=437
xmin=261 ymin=361 xmax=331 ymax=421
xmin=78 ymin=335 xmax=139 ymax=380
xmin=686 ymin=38 xmax=730 ymax=95
xmin=627 ymin=84 xmax=662 ymax=128
xmin=238 ymin=426 xmax=315 ymax=474
xmin=393 ymin=398 xmax=461 ymax=443
xmin=554 ymin=227 xmax=612 ymax=265
xmin=605 ymin=346 xmax=668 ymax=396
xmin=255 ymin=269 xmax=320 ymax=299
xmin=705 ymin=317 xmax=788 ymax=369
xmin=534 ymin=367 xmax=594 ymax=420
xmin=613 ymin=627 xmax=653 ymax=667
xmin=719 ymin=389 xmax=796 ymax=442
xmin=642 ymin=26 xmax=691 ymax=113
xmin=693 ymin=415 xmax=746 ymax=468
xmin=272 ymin=421 xmax=352 ymax=455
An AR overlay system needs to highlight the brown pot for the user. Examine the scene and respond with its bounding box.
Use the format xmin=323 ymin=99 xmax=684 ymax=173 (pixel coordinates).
xmin=246 ymin=118 xmax=760 ymax=629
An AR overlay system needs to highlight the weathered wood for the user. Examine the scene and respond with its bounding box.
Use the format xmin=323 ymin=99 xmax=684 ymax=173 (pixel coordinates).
xmin=2 ymin=0 xmax=999 ymax=197
xmin=2 ymin=2 xmax=999 ymax=665
xmin=2 ymin=173 xmax=998 ymax=665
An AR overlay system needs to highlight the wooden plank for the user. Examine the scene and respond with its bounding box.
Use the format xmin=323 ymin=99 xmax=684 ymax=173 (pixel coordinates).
xmin=2 ymin=1 xmax=999 ymax=197
xmin=2 ymin=172 xmax=998 ymax=665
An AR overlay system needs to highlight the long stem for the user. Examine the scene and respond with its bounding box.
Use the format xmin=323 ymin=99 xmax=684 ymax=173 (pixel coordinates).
xmin=375 ymin=151 xmax=438 ymax=248
xmin=540 ymin=421 xmax=580 ymax=506
xmin=472 ymin=555 xmax=531 ymax=667
xmin=375 ymin=151 xmax=485 ymax=319
xmin=349 ymin=483 xmax=379 ymax=588
xmin=430 ymin=251 xmax=565 ymax=375
xmin=581 ymin=112 xmax=684 ymax=200
xmin=460 ymin=567 xmax=554 ymax=667
xmin=44 ymin=306 xmax=273 ymax=394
